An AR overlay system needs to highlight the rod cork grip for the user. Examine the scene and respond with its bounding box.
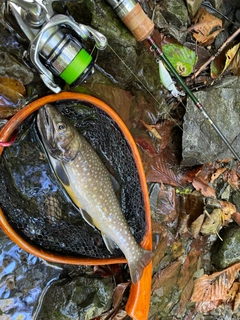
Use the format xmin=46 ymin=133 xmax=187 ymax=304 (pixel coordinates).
xmin=121 ymin=3 xmax=154 ymax=42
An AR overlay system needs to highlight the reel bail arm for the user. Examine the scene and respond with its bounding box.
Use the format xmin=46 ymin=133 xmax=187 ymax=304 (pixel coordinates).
xmin=4 ymin=0 xmax=107 ymax=92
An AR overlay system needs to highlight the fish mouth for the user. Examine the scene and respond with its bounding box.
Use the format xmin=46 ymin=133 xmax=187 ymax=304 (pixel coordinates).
xmin=37 ymin=104 xmax=54 ymax=144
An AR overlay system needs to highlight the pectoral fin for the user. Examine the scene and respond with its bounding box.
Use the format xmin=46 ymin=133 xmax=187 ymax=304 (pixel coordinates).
xmin=48 ymin=154 xmax=70 ymax=186
xmin=102 ymin=233 xmax=118 ymax=253
xmin=48 ymin=155 xmax=82 ymax=209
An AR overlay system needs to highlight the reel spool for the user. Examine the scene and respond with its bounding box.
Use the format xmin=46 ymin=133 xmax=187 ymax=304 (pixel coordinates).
xmin=0 ymin=92 xmax=152 ymax=319
xmin=4 ymin=0 xmax=107 ymax=92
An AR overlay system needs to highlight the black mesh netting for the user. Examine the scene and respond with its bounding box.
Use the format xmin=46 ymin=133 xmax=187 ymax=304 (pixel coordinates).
xmin=0 ymin=100 xmax=146 ymax=259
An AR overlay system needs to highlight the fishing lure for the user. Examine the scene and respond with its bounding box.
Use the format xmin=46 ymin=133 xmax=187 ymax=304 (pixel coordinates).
xmin=158 ymin=59 xmax=185 ymax=99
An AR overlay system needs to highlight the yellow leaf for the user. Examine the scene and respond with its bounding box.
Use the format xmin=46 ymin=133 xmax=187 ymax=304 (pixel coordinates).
xmin=140 ymin=120 xmax=162 ymax=140
xmin=0 ymin=77 xmax=25 ymax=103
xmin=200 ymin=208 xmax=222 ymax=236
xmin=222 ymin=43 xmax=240 ymax=74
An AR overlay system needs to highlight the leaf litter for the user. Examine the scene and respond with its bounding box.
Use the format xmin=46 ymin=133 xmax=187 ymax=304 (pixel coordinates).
xmin=1 ymin=1 xmax=238 ymax=319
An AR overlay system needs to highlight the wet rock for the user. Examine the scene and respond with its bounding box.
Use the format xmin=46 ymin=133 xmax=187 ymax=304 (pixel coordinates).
xmin=212 ymin=224 xmax=240 ymax=269
xmin=0 ymin=51 xmax=34 ymax=85
xmin=84 ymin=0 xmax=139 ymax=86
xmin=152 ymin=0 xmax=189 ymax=43
xmin=36 ymin=276 xmax=114 ymax=320
xmin=181 ymin=76 xmax=240 ymax=166
xmin=231 ymin=191 xmax=240 ymax=212
xmin=70 ymin=0 xmax=167 ymax=108
xmin=0 ymin=230 xmax=61 ymax=319
xmin=185 ymin=0 xmax=202 ymax=17
xmin=209 ymin=0 xmax=224 ymax=11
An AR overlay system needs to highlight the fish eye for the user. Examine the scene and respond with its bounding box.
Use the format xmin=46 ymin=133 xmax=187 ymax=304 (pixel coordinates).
xmin=57 ymin=122 xmax=66 ymax=132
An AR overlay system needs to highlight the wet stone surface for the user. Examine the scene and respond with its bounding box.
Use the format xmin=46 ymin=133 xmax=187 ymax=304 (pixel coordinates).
xmin=0 ymin=230 xmax=62 ymax=319
xmin=0 ymin=51 xmax=34 ymax=85
xmin=36 ymin=276 xmax=114 ymax=320
xmin=212 ymin=224 xmax=240 ymax=269
xmin=182 ymin=76 xmax=240 ymax=166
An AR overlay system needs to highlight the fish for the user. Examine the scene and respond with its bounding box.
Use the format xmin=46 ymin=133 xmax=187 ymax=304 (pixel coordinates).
xmin=37 ymin=104 xmax=152 ymax=284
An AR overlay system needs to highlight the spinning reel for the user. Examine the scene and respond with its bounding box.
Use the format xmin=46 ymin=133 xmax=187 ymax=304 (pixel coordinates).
xmin=3 ymin=0 xmax=107 ymax=92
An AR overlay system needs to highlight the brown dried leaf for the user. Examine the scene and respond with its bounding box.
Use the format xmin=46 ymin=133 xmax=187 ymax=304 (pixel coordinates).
xmin=82 ymin=83 xmax=133 ymax=129
xmin=189 ymin=7 xmax=223 ymax=46
xmin=230 ymin=47 xmax=240 ymax=76
xmin=232 ymin=212 xmax=240 ymax=226
xmin=210 ymin=167 xmax=226 ymax=183
xmin=140 ymin=120 xmax=162 ymax=140
xmin=195 ymin=300 xmax=221 ymax=313
xmin=134 ymin=130 xmax=158 ymax=155
xmin=233 ymin=286 xmax=240 ymax=311
xmin=226 ymin=282 xmax=239 ymax=302
xmin=113 ymin=282 xmax=130 ymax=309
xmin=0 ymin=77 xmax=25 ymax=103
xmin=219 ymin=200 xmax=236 ymax=215
xmin=154 ymin=120 xmax=176 ymax=152
xmin=219 ymin=200 xmax=236 ymax=224
xmin=93 ymin=264 xmax=120 ymax=278
xmin=192 ymin=176 xmax=216 ymax=198
xmin=191 ymin=213 xmax=205 ymax=238
xmin=227 ymin=168 xmax=239 ymax=190
xmin=200 ymin=209 xmax=222 ymax=236
xmin=146 ymin=156 xmax=183 ymax=186
xmin=191 ymin=261 xmax=240 ymax=302
xmin=152 ymin=235 xmax=168 ymax=272
xmin=152 ymin=260 xmax=182 ymax=293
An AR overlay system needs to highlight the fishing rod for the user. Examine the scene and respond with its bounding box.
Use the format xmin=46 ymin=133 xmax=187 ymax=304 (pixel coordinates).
xmin=105 ymin=0 xmax=240 ymax=162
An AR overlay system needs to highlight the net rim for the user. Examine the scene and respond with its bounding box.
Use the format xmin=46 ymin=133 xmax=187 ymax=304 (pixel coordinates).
xmin=0 ymin=92 xmax=152 ymax=265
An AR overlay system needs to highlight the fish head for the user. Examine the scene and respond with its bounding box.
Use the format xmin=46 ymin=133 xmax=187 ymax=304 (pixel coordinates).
xmin=37 ymin=104 xmax=79 ymax=161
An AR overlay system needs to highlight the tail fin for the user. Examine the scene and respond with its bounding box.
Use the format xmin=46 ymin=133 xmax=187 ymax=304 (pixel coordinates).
xmin=129 ymin=248 xmax=153 ymax=285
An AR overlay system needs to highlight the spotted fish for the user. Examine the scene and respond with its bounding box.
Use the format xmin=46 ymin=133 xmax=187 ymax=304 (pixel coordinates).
xmin=37 ymin=104 xmax=152 ymax=284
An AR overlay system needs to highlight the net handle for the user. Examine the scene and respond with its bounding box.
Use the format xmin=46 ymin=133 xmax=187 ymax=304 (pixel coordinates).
xmin=0 ymin=92 xmax=152 ymax=320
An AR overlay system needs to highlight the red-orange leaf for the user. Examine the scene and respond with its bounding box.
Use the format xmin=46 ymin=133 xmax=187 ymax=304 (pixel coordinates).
xmin=191 ymin=262 xmax=240 ymax=303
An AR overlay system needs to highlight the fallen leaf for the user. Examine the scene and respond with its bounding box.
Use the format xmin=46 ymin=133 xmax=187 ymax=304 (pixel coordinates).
xmin=152 ymin=259 xmax=182 ymax=293
xmin=189 ymin=7 xmax=223 ymax=46
xmin=210 ymin=167 xmax=226 ymax=183
xmin=146 ymin=156 xmax=183 ymax=186
xmin=211 ymin=43 xmax=240 ymax=78
xmin=191 ymin=261 xmax=240 ymax=302
xmin=190 ymin=213 xmax=205 ymax=238
xmin=0 ymin=77 xmax=25 ymax=103
xmin=93 ymin=264 xmax=120 ymax=278
xmin=200 ymin=209 xmax=222 ymax=236
xmin=140 ymin=120 xmax=162 ymax=140
xmin=152 ymin=235 xmax=169 ymax=271
xmin=80 ymin=83 xmax=133 ymax=129
xmin=113 ymin=282 xmax=130 ymax=309
xmin=192 ymin=176 xmax=216 ymax=198
xmin=134 ymin=129 xmax=158 ymax=155
xmin=155 ymin=120 xmax=176 ymax=152
xmin=232 ymin=212 xmax=240 ymax=226
xmin=195 ymin=300 xmax=221 ymax=313
xmin=162 ymin=44 xmax=198 ymax=76
xmin=226 ymin=168 xmax=239 ymax=190
xmin=233 ymin=286 xmax=240 ymax=311
xmin=219 ymin=200 xmax=236 ymax=224
xmin=230 ymin=47 xmax=240 ymax=76
xmin=226 ymin=282 xmax=239 ymax=302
